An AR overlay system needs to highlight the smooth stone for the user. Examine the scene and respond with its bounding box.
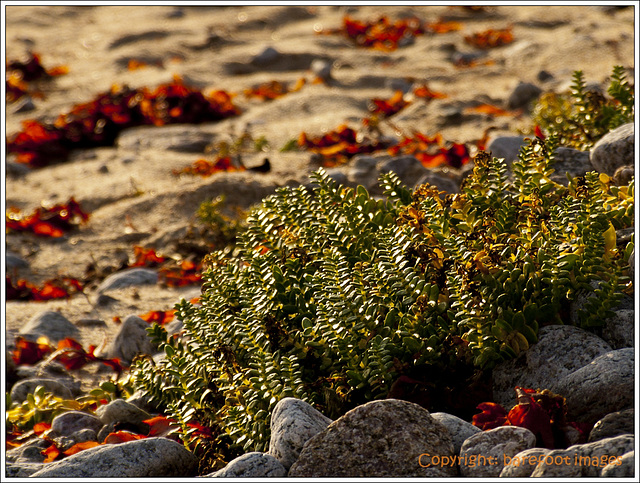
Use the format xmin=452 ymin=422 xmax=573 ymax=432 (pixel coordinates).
xmin=100 ymin=315 xmax=155 ymax=365
xmin=6 ymin=161 xmax=32 ymax=177
xmin=612 ymin=164 xmax=634 ymax=185
xmin=499 ymin=447 xmax=551 ymax=477
xmin=268 ymin=397 xmax=332 ymax=470
xmin=601 ymin=308 xmax=634 ymax=349
xmin=311 ymin=58 xmax=332 ymax=81
xmin=414 ymin=168 xmax=461 ymax=194
xmin=6 ymin=437 xmax=50 ymax=463
xmin=117 ymin=125 xmax=214 ymax=153
xmin=590 ymin=122 xmax=634 ymax=175
xmin=5 ymin=462 xmax=45 ymax=477
xmin=492 ymin=325 xmax=612 ymax=408
xmin=29 ymin=437 xmax=198 ymax=478
xmin=209 ymin=452 xmax=287 ymax=477
xmin=379 ymin=155 xmax=428 ymax=187
xmin=530 ymin=435 xmax=634 ymax=477
xmin=10 ymin=377 xmax=74 ymax=403
xmin=96 ymin=268 xmax=158 ymax=293
xmin=323 ymin=168 xmax=348 ymax=186
xmin=50 ymin=410 xmax=104 ymax=437
xmin=507 ymin=81 xmax=542 ymax=109
xmin=19 ymin=310 xmax=80 ymax=343
xmin=289 ymin=399 xmax=456 ymax=477
xmin=6 ymin=251 xmax=29 ymax=269
xmin=555 ymin=348 xmax=634 ymax=425
xmin=459 ymin=426 xmax=536 ymax=477
xmin=485 ymin=135 xmax=526 ymax=165
xmin=251 ymin=46 xmax=280 ymax=66
xmin=96 ymin=398 xmax=152 ymax=426
xmin=549 ymin=147 xmax=591 ymax=185
xmin=431 ymin=412 xmax=482 ymax=454
xmin=588 ymin=408 xmax=635 ymax=443
xmin=601 ymin=450 xmax=635 ymax=477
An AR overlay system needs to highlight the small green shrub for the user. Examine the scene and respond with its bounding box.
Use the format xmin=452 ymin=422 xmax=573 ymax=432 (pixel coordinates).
xmin=130 ymin=136 xmax=633 ymax=468
xmin=532 ymin=65 xmax=634 ymax=149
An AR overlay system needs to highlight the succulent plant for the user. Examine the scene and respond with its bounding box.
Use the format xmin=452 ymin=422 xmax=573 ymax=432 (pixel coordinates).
xmin=130 ymin=133 xmax=633 ymax=467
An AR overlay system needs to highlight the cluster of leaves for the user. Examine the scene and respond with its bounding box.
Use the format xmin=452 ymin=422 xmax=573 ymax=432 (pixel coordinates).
xmin=6 ymin=276 xmax=84 ymax=302
xmin=6 ymin=75 xmax=240 ymax=168
xmin=129 ymin=245 xmax=203 ymax=288
xmin=6 ymin=52 xmax=68 ymax=102
xmin=130 ymin=137 xmax=632 ymax=467
xmin=473 ymin=387 xmax=591 ymax=449
xmin=243 ymin=78 xmax=307 ymax=101
xmin=532 ymin=65 xmax=634 ymax=150
xmin=11 ymin=336 xmax=125 ymax=373
xmin=6 ymin=197 xmax=90 ymax=238
xmin=464 ymin=27 xmax=514 ymax=49
xmin=388 ymin=132 xmax=471 ymax=169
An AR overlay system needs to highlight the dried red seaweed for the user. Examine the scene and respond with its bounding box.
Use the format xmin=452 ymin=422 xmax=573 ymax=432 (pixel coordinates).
xmin=7 ymin=76 xmax=240 ymax=168
xmin=6 ymin=276 xmax=84 ymax=302
xmin=323 ymin=15 xmax=426 ymax=51
xmin=6 ymin=197 xmax=90 ymax=238
xmin=5 ymin=52 xmax=68 ymax=102
xmin=172 ymin=156 xmax=245 ymax=177
xmin=464 ymin=27 xmax=514 ymax=49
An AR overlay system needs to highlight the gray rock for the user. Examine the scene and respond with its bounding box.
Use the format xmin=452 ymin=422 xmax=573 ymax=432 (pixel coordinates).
xmin=50 ymin=410 xmax=104 ymax=437
xmin=549 ymin=147 xmax=591 ymax=185
xmin=590 ymin=123 xmax=634 ymax=175
xmin=70 ymin=428 xmax=99 ymax=444
xmin=499 ymin=447 xmax=551 ymax=477
xmin=101 ymin=315 xmax=155 ymax=365
xmin=430 ymin=412 xmax=482 ymax=455
xmin=601 ymin=450 xmax=635 ymax=477
xmin=379 ymin=155 xmax=428 ymax=187
xmin=6 ymin=161 xmax=32 ymax=177
xmin=323 ymin=168 xmax=348 ymax=186
xmin=531 ymin=434 xmax=634 ymax=477
xmin=117 ymin=125 xmax=214 ymax=153
xmin=311 ymin=59 xmax=332 ymax=81
xmin=459 ymin=426 xmax=536 ymax=477
xmin=386 ymin=77 xmax=413 ymax=93
xmin=29 ymin=437 xmax=198 ymax=478
xmin=19 ymin=310 xmax=80 ymax=343
xmin=492 ymin=325 xmax=612 ymax=408
xmin=209 ymin=452 xmax=287 ymax=477
xmin=6 ymin=462 xmax=44 ymax=477
xmin=6 ymin=251 xmax=29 ymax=270
xmin=6 ymin=437 xmax=50 ymax=463
xmin=10 ymin=377 xmax=74 ymax=403
xmin=486 ymin=135 xmax=526 ymax=165
xmin=507 ymin=81 xmax=542 ymax=109
xmin=289 ymin=399 xmax=456 ymax=477
xmin=251 ymin=46 xmax=280 ymax=66
xmin=613 ymin=164 xmax=634 ymax=185
xmin=414 ymin=168 xmax=461 ymax=194
xmin=12 ymin=96 xmax=36 ymax=113
xmin=96 ymin=268 xmax=158 ymax=293
xmin=268 ymin=397 xmax=332 ymax=470
xmin=96 ymin=398 xmax=152 ymax=427
xmin=601 ymin=308 xmax=634 ymax=349
xmin=555 ymin=348 xmax=634 ymax=425
xmin=589 ymin=408 xmax=635 ymax=443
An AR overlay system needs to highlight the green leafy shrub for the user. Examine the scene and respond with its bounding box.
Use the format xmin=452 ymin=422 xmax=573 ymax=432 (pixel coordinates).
xmin=130 ymin=137 xmax=633 ymax=468
xmin=532 ymin=65 xmax=634 ymax=149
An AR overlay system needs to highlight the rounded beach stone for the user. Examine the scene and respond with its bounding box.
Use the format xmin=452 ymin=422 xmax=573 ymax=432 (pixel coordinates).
xmin=96 ymin=267 xmax=158 ymax=293
xmin=485 ymin=135 xmax=526 ymax=165
xmin=19 ymin=310 xmax=80 ymax=343
xmin=612 ymin=164 xmax=634 ymax=185
xmin=268 ymin=397 xmax=332 ymax=470
xmin=100 ymin=315 xmax=155 ymax=365
xmin=492 ymin=325 xmax=612 ymax=408
xmin=28 ymin=437 xmax=198 ymax=478
xmin=96 ymin=398 xmax=152 ymax=426
xmin=50 ymin=410 xmax=104 ymax=437
xmin=548 ymin=147 xmax=590 ymax=185
xmin=507 ymin=81 xmax=542 ymax=109
xmin=601 ymin=450 xmax=634 ymax=477
xmin=209 ymin=452 xmax=287 ymax=478
xmin=555 ymin=348 xmax=634 ymax=425
xmin=588 ymin=408 xmax=634 ymax=443
xmin=10 ymin=377 xmax=74 ymax=403
xmin=499 ymin=447 xmax=551 ymax=477
xmin=459 ymin=426 xmax=536 ymax=477
xmin=288 ymin=399 xmax=456 ymax=477
xmin=590 ymin=122 xmax=634 ymax=175
xmin=430 ymin=412 xmax=481 ymax=455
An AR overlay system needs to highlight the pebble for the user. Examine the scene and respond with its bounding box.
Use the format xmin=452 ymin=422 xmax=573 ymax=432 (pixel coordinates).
xmin=6 ymin=251 xmax=29 ymax=270
xmin=507 ymin=81 xmax=542 ymax=109
xmin=485 ymin=135 xmax=526 ymax=166
xmin=251 ymin=46 xmax=281 ymax=66
xmin=590 ymin=122 xmax=634 ymax=175
xmin=6 ymin=160 xmax=32 ymax=177
xmin=208 ymin=452 xmax=287 ymax=477
xmin=459 ymin=426 xmax=536 ymax=477
xmin=288 ymin=399 xmax=456 ymax=477
xmin=10 ymin=377 xmax=75 ymax=403
xmin=588 ymin=408 xmax=635 ymax=443
xmin=19 ymin=310 xmax=81 ymax=343
xmin=116 ymin=125 xmax=214 ymax=153
xmin=612 ymin=164 xmax=634 ymax=185
xmin=99 ymin=315 xmax=156 ymax=365
xmin=29 ymin=437 xmax=198 ymax=478
xmin=50 ymin=410 xmax=104 ymax=437
xmin=430 ymin=412 xmax=482 ymax=454
xmin=268 ymin=397 xmax=332 ymax=470
xmin=548 ymin=146 xmax=591 ymax=185
xmin=95 ymin=267 xmax=158 ymax=293
xmin=310 ymin=58 xmax=332 ymax=82
xmin=96 ymin=398 xmax=152 ymax=427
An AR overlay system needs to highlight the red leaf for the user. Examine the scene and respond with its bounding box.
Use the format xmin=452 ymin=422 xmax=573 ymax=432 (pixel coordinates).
xmin=534 ymin=125 xmax=546 ymax=140
xmin=464 ymin=104 xmax=519 ymax=117
xmin=63 ymin=441 xmax=102 ymax=455
xmin=328 ymin=15 xmax=426 ymax=51
xmin=33 ymin=422 xmax=52 ymax=436
xmin=131 ymin=246 xmax=166 ymax=267
xmin=369 ymin=90 xmax=409 ymax=117
xmin=464 ymin=27 xmax=514 ymax=49
xmin=139 ymin=309 xmax=176 ymax=325
xmin=103 ymin=431 xmax=146 ymax=444
xmin=507 ymin=387 xmax=556 ymax=449
xmin=472 ymin=402 xmax=508 ymax=430
xmin=143 ymin=416 xmax=180 ymax=437
xmin=173 ymin=157 xmax=245 ymax=177
xmin=6 ymin=197 xmax=90 ymax=237
xmin=413 ymin=84 xmax=447 ymax=100
xmin=11 ymin=336 xmax=53 ymax=365
xmin=42 ymin=443 xmax=62 ymax=463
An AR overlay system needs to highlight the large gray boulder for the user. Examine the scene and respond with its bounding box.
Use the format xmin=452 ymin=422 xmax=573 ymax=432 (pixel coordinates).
xmin=208 ymin=452 xmax=287 ymax=477
xmin=268 ymin=397 xmax=332 ymax=470
xmin=589 ymin=408 xmax=635 ymax=443
xmin=288 ymin=399 xmax=456 ymax=477
xmin=29 ymin=437 xmax=198 ymax=478
xmin=492 ymin=325 xmax=612 ymax=408
xmin=459 ymin=426 xmax=536 ymax=477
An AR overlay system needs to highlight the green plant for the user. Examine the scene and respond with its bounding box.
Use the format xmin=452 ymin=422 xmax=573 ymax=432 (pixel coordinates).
xmin=130 ymin=138 xmax=633 ymax=467
xmin=532 ymin=65 xmax=634 ymax=149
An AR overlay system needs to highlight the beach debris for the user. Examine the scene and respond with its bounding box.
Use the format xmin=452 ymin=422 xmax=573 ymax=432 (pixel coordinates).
xmin=6 ymin=197 xmax=90 ymax=238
